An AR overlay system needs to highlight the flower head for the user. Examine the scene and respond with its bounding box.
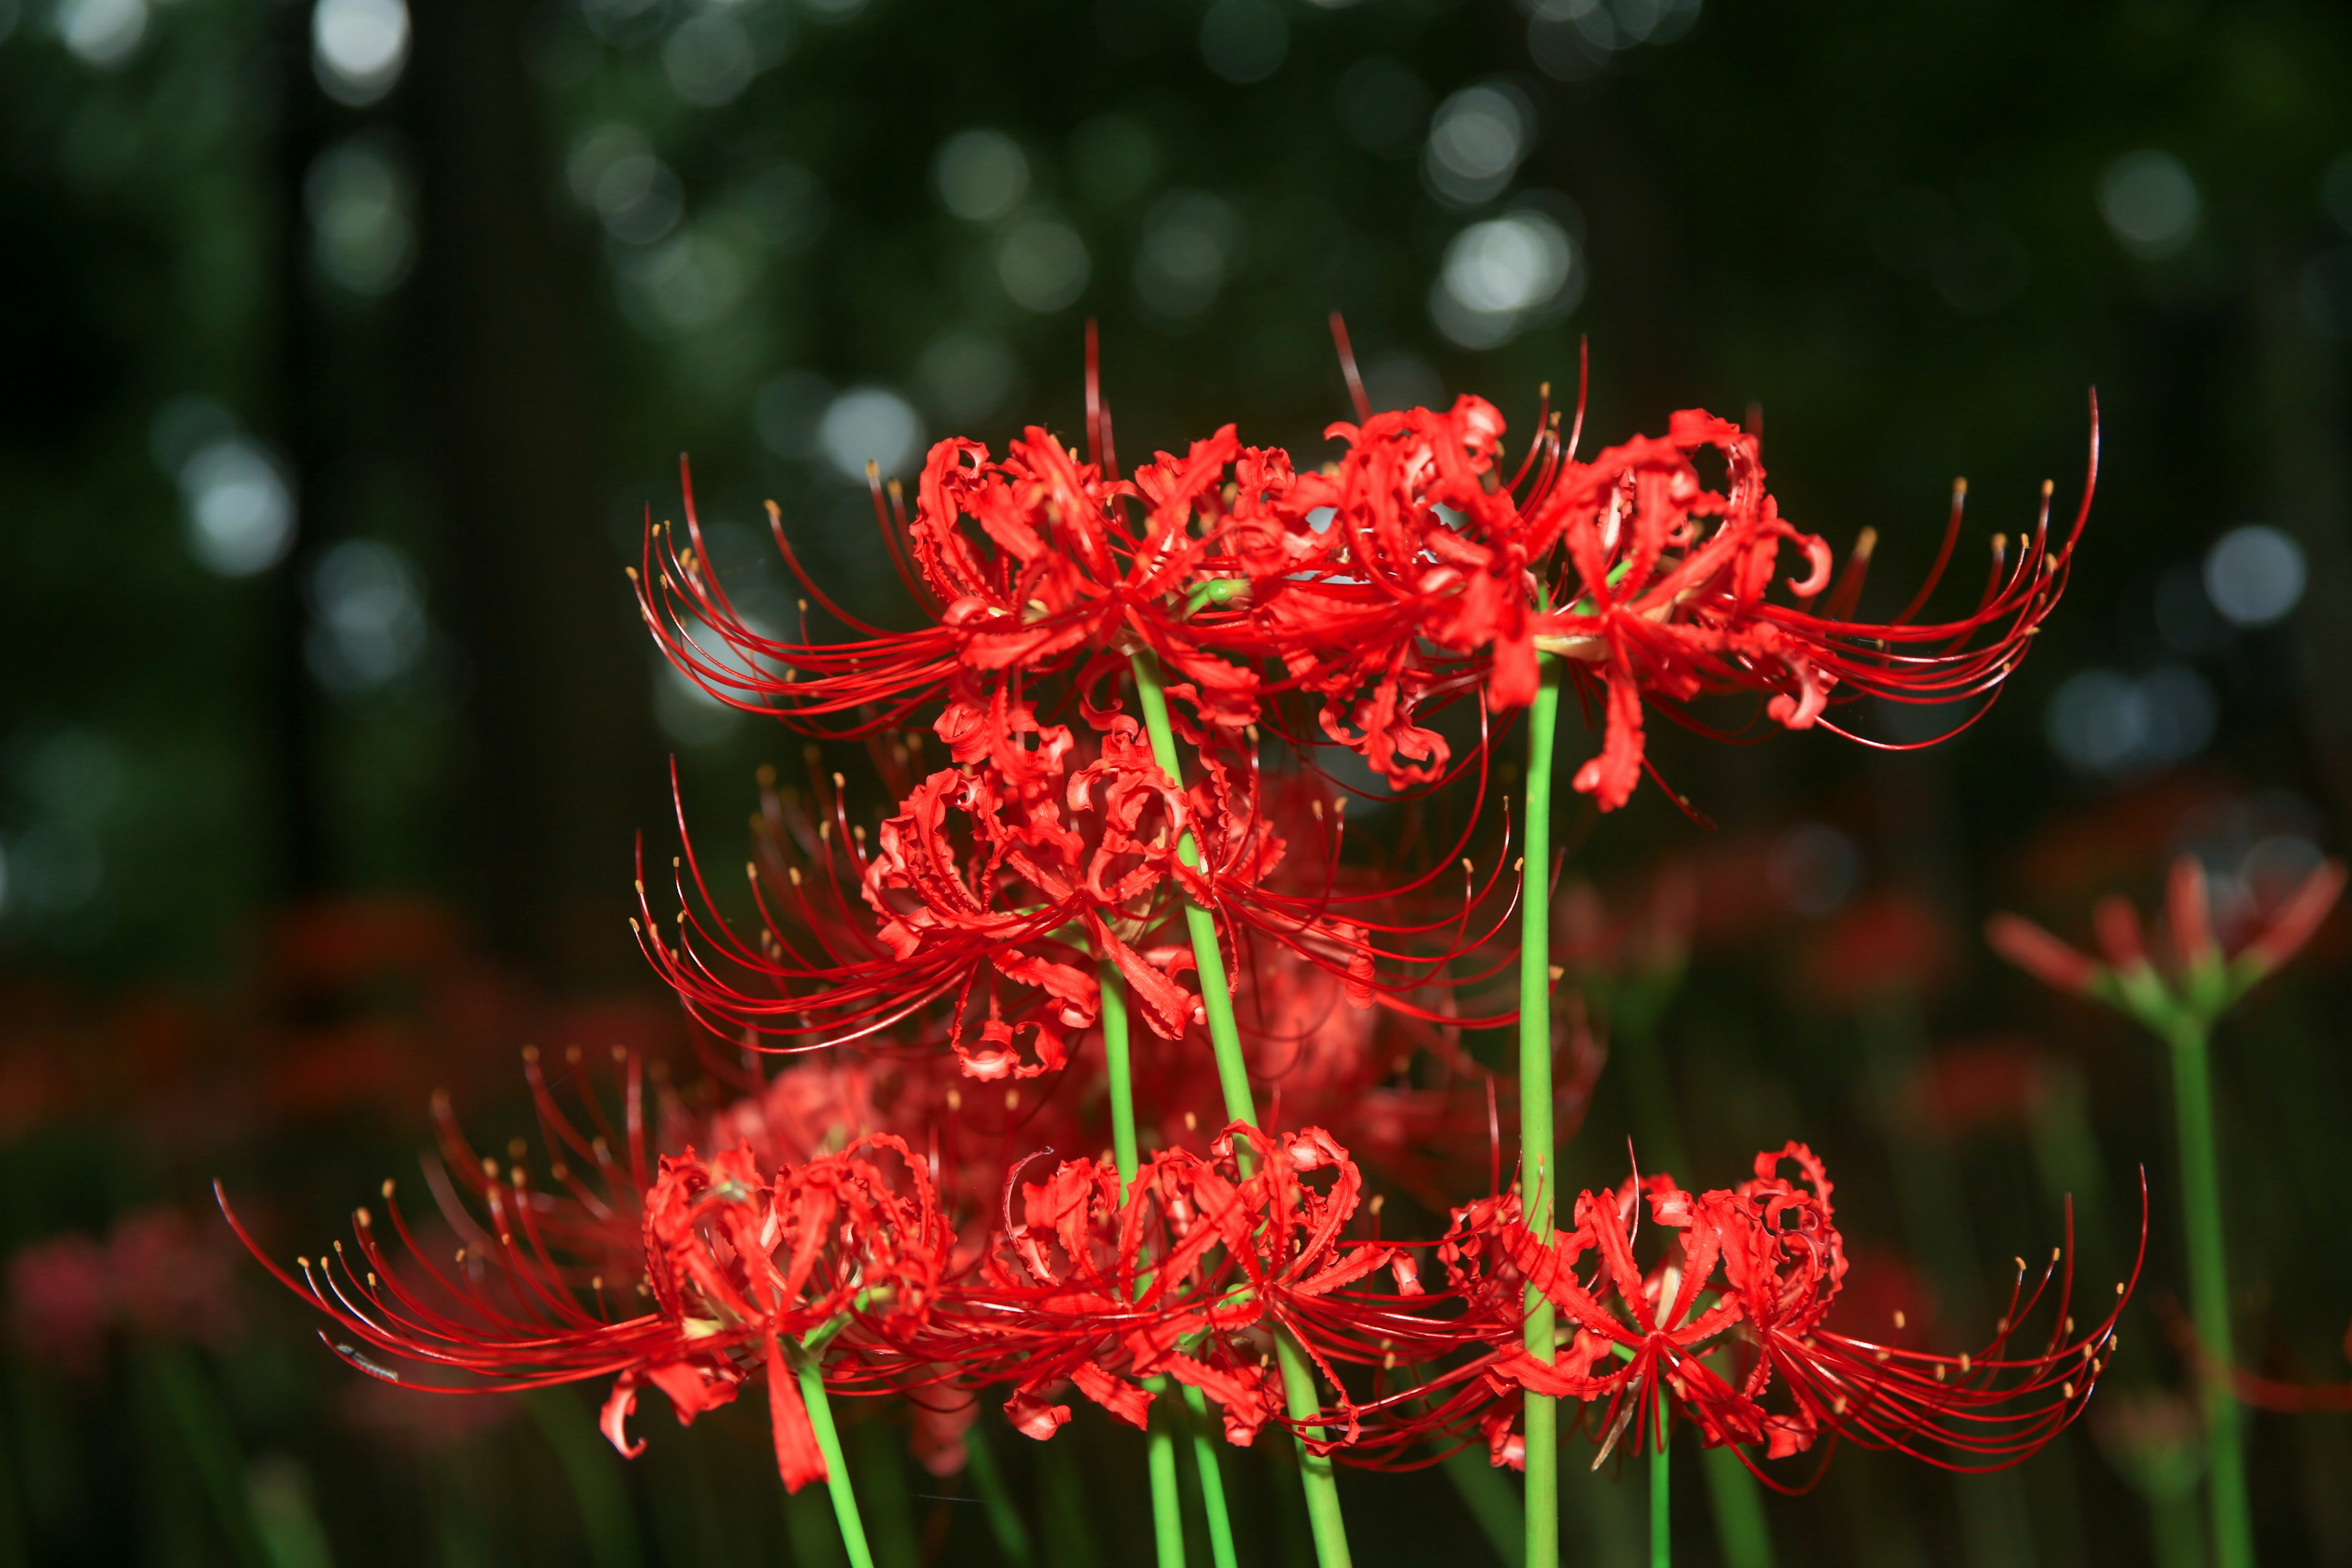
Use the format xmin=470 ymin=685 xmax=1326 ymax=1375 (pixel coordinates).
xmin=635 ymin=415 xmax=1289 ymax=745
xmin=639 ymin=709 xmax=1505 ymax=1076
xmin=900 ymin=1123 xmax=1492 ymax=1458
xmin=1450 ymin=1143 xmax=2139 ymax=1476
xmin=219 ymin=1052 xmax=951 ymax=1495
xmin=1989 ymin=851 xmax=2346 ymax=1030
xmin=1252 ymin=370 xmax=2098 ymax=813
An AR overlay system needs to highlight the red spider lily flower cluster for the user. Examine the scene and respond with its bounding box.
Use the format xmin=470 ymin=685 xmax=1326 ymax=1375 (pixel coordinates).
xmin=219 ymin=1066 xmax=952 ymax=1495
xmin=1990 ymin=851 xmax=2345 ymax=1028
xmin=635 ymin=427 xmax=1279 ymax=740
xmin=643 ymin=352 xmax=2090 ymax=821
xmin=1441 ymin=1143 xmax=2141 ymax=1480
xmin=229 ymin=337 xmax=2114 ymax=1540
xmin=1224 ymin=388 xmax=2096 ymax=810
xmin=9 ymin=1206 xmax=241 ymax=1373
xmin=638 ymin=696 xmax=1510 ymax=1074
xmin=226 ymin=1080 xmax=2135 ymax=1490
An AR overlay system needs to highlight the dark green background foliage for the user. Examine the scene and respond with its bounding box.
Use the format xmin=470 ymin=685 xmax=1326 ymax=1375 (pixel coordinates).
xmin=2 ymin=0 xmax=2350 ymax=1562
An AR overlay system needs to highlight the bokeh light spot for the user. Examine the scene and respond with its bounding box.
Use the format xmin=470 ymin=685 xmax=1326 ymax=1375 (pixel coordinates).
xmin=933 ymin=130 xmax=1030 ymax=223
xmin=2098 ymin=150 xmax=2199 ymax=260
xmin=819 ymin=387 xmax=924 ymax=483
xmin=312 ymin=0 xmax=410 ymax=107
xmin=2202 ymin=525 xmax=2305 ymax=628
xmin=995 ymin=218 xmax=1090 ymax=312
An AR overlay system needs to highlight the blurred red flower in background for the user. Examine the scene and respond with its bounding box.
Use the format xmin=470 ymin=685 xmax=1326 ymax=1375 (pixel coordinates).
xmin=11 ymin=1206 xmax=241 ymax=1373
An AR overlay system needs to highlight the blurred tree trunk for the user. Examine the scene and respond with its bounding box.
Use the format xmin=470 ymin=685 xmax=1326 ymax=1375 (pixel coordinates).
xmin=263 ymin=1 xmax=332 ymax=902
xmin=2253 ymin=251 xmax=2352 ymax=825
xmin=404 ymin=0 xmax=657 ymax=986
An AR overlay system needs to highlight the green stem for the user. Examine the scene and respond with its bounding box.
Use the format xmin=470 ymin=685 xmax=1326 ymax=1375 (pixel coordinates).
xmin=1129 ymin=650 xmax=1254 ymax=1128
xmin=1102 ymin=965 xmax=1187 ymax=1568
xmin=960 ymin=1420 xmax=1035 ymax=1568
xmin=142 ymin=1344 xmax=274 ymax=1568
xmin=1520 ymin=655 xmax=1563 ymax=1568
xmin=2162 ymin=1015 xmax=2253 ymax=1568
xmin=1129 ymin=648 xmax=1352 ymax=1568
xmin=1178 ymin=1385 xmax=1240 ymax=1568
xmin=1146 ymin=1387 xmax=1186 ymax=1568
xmin=1100 ymin=963 xmax=1142 ymax=1194
xmin=1275 ymin=1332 xmax=1353 ymax=1568
xmin=1623 ymin=1003 xmax=1777 ymax=1568
xmin=1699 ymin=1448 xmax=1776 ymax=1568
xmin=1441 ymin=1444 xmax=1527 ymax=1567
xmin=1650 ymin=1389 xmax=1670 ymax=1568
xmin=797 ymin=1353 xmax=877 ymax=1568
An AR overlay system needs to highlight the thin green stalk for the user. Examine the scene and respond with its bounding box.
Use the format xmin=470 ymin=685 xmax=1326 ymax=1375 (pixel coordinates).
xmin=1650 ymin=1390 xmax=1670 ymax=1568
xmin=1699 ymin=1448 xmax=1776 ymax=1568
xmin=1177 ymin=1385 xmax=1240 ymax=1568
xmin=141 ymin=1344 xmax=273 ymax=1568
xmin=1128 ymin=651 xmax=1254 ymax=1128
xmin=1147 ymin=1389 xmax=1186 ymax=1568
xmin=1441 ymin=1444 xmax=1526 ymax=1567
xmin=1275 ymin=1333 xmax=1352 ymax=1568
xmin=960 ymin=1420 xmax=1036 ymax=1568
xmin=520 ymin=1387 xmax=644 ymax=1568
xmin=1101 ymin=963 xmax=1142 ymax=1191
xmin=1129 ymin=648 xmax=1352 ymax=1568
xmin=797 ymin=1353 xmax=877 ymax=1568
xmin=1618 ymin=1006 xmax=1777 ymax=1568
xmin=1103 ymin=964 xmax=1193 ymax=1568
xmin=2162 ymin=1016 xmax=2253 ymax=1568
xmin=1520 ymin=655 xmax=1563 ymax=1568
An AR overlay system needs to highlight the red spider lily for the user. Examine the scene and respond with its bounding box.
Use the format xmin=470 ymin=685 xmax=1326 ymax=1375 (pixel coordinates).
xmin=218 ymin=1108 xmax=952 ymax=1494
xmin=1799 ymin=890 xmax=1961 ymax=1009
xmin=1989 ymin=851 xmax=2346 ymax=1025
xmin=638 ymin=704 xmax=1512 ymax=1076
xmin=634 ymin=413 xmax=1288 ymax=744
xmin=1448 ymin=1143 xmax=2141 ymax=1479
xmin=897 ymin=1123 xmax=1506 ymax=1461
xmin=1907 ymin=1039 xmax=2058 ymax=1139
xmin=1246 ymin=378 xmax=2097 ymax=812
xmin=9 ymin=1206 xmax=241 ymax=1373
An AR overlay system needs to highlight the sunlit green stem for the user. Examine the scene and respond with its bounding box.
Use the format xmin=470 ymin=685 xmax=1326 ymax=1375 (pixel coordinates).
xmin=1520 ymin=655 xmax=1563 ymax=1568
xmin=1275 ymin=1332 xmax=1353 ymax=1568
xmin=2161 ymin=1014 xmax=2253 ymax=1568
xmin=1146 ymin=1387 xmax=1186 ymax=1568
xmin=1129 ymin=648 xmax=1352 ymax=1568
xmin=1129 ymin=650 xmax=1253 ymax=1125
xmin=797 ymin=1354 xmax=876 ymax=1568
xmin=1178 ymin=1385 xmax=1241 ymax=1568
xmin=1101 ymin=966 xmax=1188 ymax=1568
xmin=1651 ymin=1389 xmax=1670 ymax=1568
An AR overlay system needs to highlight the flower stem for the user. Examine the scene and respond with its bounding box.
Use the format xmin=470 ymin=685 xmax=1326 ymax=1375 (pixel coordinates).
xmin=1178 ymin=1384 xmax=1241 ymax=1568
xmin=1128 ymin=651 xmax=1255 ymax=1126
xmin=1147 ymin=1390 xmax=1186 ymax=1568
xmin=1100 ymin=962 xmax=1144 ymax=1198
xmin=1275 ymin=1330 xmax=1354 ymax=1568
xmin=2162 ymin=1014 xmax=2254 ymax=1568
xmin=1101 ymin=965 xmax=1188 ymax=1568
xmin=1128 ymin=648 xmax=1352 ymax=1568
xmin=960 ymin=1419 xmax=1035 ymax=1567
xmin=1650 ymin=1389 xmax=1670 ymax=1568
xmin=1699 ymin=1447 xmax=1776 ymax=1568
xmin=1521 ymin=654 xmax=1563 ymax=1568
xmin=797 ymin=1354 xmax=877 ymax=1568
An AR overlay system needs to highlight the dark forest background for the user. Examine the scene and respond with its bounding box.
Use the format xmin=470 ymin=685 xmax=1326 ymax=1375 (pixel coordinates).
xmin=3 ymin=0 xmax=2351 ymax=1563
